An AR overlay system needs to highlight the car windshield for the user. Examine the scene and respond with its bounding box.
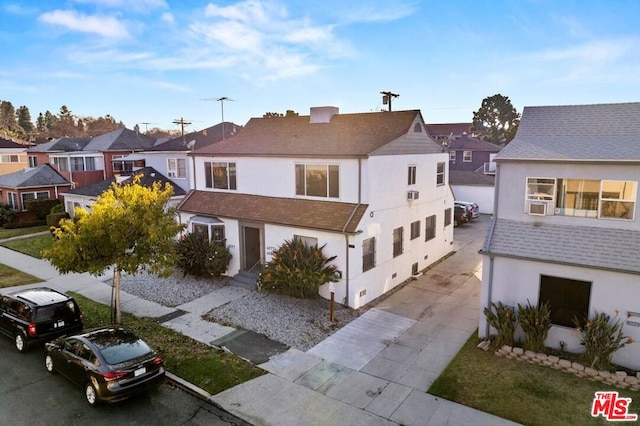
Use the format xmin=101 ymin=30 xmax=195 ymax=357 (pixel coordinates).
xmin=89 ymin=329 xmax=153 ymax=365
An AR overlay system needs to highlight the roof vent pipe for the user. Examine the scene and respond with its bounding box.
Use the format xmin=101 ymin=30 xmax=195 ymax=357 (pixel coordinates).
xmin=309 ymin=106 xmax=339 ymax=123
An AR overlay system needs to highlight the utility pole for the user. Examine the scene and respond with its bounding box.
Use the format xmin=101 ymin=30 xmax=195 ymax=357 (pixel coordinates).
xmin=172 ymin=117 xmax=192 ymax=143
xmin=380 ymin=91 xmax=399 ymax=112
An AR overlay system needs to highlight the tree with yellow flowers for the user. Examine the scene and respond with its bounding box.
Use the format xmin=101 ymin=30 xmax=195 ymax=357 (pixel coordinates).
xmin=43 ymin=174 xmax=185 ymax=325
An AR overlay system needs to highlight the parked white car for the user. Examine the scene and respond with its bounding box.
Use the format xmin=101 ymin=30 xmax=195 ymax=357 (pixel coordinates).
xmin=454 ymin=201 xmax=479 ymax=219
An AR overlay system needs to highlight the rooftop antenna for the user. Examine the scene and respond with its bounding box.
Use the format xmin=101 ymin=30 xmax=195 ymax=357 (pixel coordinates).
xmin=201 ymin=96 xmax=235 ymax=140
xmin=380 ymin=91 xmax=399 ymax=112
xmin=140 ymin=122 xmax=156 ymax=134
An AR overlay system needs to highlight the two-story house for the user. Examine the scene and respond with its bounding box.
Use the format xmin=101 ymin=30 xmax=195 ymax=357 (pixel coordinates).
xmin=142 ymin=122 xmax=242 ymax=193
xmin=27 ymin=128 xmax=157 ymax=189
xmin=447 ymin=134 xmax=499 ymax=214
xmin=0 ymin=138 xmax=30 ymax=175
xmin=178 ymin=107 xmax=455 ymax=309
xmin=479 ymin=102 xmax=640 ymax=370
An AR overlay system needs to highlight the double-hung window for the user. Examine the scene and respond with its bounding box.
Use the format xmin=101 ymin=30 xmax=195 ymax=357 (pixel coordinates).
xmin=600 ymin=180 xmax=636 ymax=220
xmin=205 ymin=162 xmax=237 ymax=190
xmin=444 ymin=208 xmax=452 ymax=226
xmin=410 ymin=221 xmax=420 ymax=240
xmin=436 ymin=162 xmax=445 ymax=186
xmin=463 ymin=151 xmax=472 ymax=162
xmin=168 ymin=158 xmax=187 ymax=178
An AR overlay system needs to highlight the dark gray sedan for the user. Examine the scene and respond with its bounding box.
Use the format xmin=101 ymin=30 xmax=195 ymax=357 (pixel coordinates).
xmin=44 ymin=326 xmax=165 ymax=406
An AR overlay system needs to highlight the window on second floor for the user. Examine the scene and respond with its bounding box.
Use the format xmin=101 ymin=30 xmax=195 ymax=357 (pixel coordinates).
xmin=527 ymin=177 xmax=637 ymax=220
xmin=205 ymin=162 xmax=237 ymax=190
xmin=28 ymin=156 xmax=37 ymax=168
xmin=52 ymin=157 xmax=70 ymax=172
xmin=436 ymin=162 xmax=445 ymax=186
xmin=408 ymin=165 xmax=416 ymax=185
xmin=393 ymin=227 xmax=403 ymax=257
xmin=0 ymin=155 xmax=19 ymax=163
xmin=463 ymin=151 xmax=472 ymax=162
xmin=70 ymin=156 xmax=96 ymax=171
xmin=295 ymin=164 xmax=339 ymax=198
xmin=449 ymin=151 xmax=456 ymax=161
xmin=167 ymin=158 xmax=186 ymax=179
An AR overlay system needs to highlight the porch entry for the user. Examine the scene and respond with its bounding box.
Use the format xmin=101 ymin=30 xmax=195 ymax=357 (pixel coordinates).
xmin=242 ymin=225 xmax=262 ymax=271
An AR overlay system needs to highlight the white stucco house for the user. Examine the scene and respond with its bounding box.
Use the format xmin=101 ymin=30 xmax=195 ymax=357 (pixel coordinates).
xmin=178 ymin=107 xmax=455 ymax=309
xmin=479 ymin=102 xmax=640 ymax=370
xmin=141 ymin=122 xmax=242 ymax=193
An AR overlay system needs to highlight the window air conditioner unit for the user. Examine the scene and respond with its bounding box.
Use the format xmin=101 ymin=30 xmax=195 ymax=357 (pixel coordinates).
xmin=528 ymin=201 xmax=547 ymax=216
xmin=407 ymin=190 xmax=419 ymax=200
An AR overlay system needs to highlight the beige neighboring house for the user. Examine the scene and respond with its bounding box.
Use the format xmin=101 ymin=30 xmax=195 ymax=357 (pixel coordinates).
xmin=0 ymin=138 xmax=29 ymax=175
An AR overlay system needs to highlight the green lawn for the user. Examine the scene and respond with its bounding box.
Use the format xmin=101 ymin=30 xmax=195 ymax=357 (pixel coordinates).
xmin=0 ymin=225 xmax=49 ymax=239
xmin=0 ymin=263 xmax=43 ymax=288
xmin=70 ymin=292 xmax=265 ymax=395
xmin=0 ymin=234 xmax=53 ymax=258
xmin=429 ymin=334 xmax=640 ymax=425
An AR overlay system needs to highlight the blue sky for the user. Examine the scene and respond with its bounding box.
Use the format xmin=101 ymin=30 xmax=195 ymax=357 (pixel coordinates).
xmin=1 ymin=0 xmax=639 ymax=132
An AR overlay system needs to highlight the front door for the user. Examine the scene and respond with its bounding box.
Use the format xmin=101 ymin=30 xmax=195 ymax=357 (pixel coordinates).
xmin=243 ymin=226 xmax=261 ymax=270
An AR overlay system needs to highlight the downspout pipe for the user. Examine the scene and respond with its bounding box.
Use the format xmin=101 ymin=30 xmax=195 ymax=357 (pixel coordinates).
xmin=341 ymin=158 xmax=363 ymax=308
xmin=484 ymin=161 xmax=500 ymax=338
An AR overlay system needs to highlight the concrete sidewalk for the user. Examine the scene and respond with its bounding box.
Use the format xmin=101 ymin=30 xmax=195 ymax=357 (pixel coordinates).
xmin=0 ymin=216 xmax=518 ymax=425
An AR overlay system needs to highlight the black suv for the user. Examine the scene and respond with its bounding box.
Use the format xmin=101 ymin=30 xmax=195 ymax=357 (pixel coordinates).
xmin=0 ymin=287 xmax=83 ymax=352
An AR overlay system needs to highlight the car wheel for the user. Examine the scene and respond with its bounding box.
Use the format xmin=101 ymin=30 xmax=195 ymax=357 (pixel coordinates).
xmin=45 ymin=354 xmax=56 ymax=373
xmin=15 ymin=332 xmax=27 ymax=352
xmin=85 ymin=382 xmax=99 ymax=406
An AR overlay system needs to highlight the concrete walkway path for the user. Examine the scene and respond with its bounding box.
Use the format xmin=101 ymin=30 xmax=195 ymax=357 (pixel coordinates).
xmin=0 ymin=216 xmax=518 ymax=425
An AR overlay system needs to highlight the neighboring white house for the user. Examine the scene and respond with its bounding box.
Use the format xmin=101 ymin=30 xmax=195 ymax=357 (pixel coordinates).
xmin=142 ymin=122 xmax=242 ymax=193
xmin=479 ymin=102 xmax=640 ymax=371
xmin=178 ymin=107 xmax=455 ymax=309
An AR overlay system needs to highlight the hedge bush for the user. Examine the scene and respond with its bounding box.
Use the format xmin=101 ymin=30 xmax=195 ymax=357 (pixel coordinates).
xmin=25 ymin=198 xmax=60 ymax=220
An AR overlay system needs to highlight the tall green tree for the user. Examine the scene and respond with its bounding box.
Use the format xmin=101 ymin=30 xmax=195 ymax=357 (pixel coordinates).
xmin=470 ymin=94 xmax=520 ymax=145
xmin=43 ymin=175 xmax=185 ymax=325
xmin=17 ymin=106 xmax=34 ymax=136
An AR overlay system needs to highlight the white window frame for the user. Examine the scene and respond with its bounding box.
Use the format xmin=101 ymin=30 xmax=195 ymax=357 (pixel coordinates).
xmin=449 ymin=151 xmax=456 ymax=161
xmin=295 ymin=163 xmax=339 ymax=198
xmin=167 ymin=158 xmax=187 ymax=179
xmin=408 ymin=165 xmax=417 ymax=185
xmin=436 ymin=162 xmax=445 ymax=186
xmin=463 ymin=150 xmax=472 ymax=162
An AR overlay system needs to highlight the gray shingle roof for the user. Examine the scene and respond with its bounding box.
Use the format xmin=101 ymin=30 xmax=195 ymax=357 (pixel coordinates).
xmin=28 ymin=137 xmax=91 ymax=153
xmin=85 ymin=128 xmax=156 ymax=151
xmin=147 ymin=122 xmax=242 ymax=152
xmin=63 ymin=167 xmax=186 ymax=197
xmin=483 ymin=218 xmax=640 ymax=274
xmin=0 ymin=164 xmax=71 ymax=188
xmin=496 ymin=102 xmax=640 ymax=161
xmin=0 ymin=138 xmax=30 ymax=149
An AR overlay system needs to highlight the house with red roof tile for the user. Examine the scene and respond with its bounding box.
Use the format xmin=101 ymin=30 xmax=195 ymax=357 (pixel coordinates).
xmin=178 ymin=107 xmax=455 ymax=309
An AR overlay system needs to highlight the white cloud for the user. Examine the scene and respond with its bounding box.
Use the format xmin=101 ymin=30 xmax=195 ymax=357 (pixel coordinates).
xmin=71 ymin=0 xmax=167 ymax=10
xmin=39 ymin=10 xmax=130 ymax=38
xmin=148 ymin=81 xmax=192 ymax=92
xmin=3 ymin=3 xmax=38 ymax=15
xmin=204 ymin=0 xmax=281 ymax=25
xmin=161 ymin=12 xmax=175 ymax=24
xmin=191 ymin=20 xmax=263 ymax=51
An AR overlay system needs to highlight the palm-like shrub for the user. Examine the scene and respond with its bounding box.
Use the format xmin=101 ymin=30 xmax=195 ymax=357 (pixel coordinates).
xmin=574 ymin=311 xmax=632 ymax=371
xmin=517 ymin=300 xmax=551 ymax=352
xmin=175 ymin=232 xmax=231 ymax=277
xmin=483 ymin=301 xmax=517 ymax=348
xmin=258 ymin=239 xmax=338 ymax=299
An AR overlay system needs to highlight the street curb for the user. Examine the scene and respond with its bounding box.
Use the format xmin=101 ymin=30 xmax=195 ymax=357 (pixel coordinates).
xmin=165 ymin=371 xmax=213 ymax=401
